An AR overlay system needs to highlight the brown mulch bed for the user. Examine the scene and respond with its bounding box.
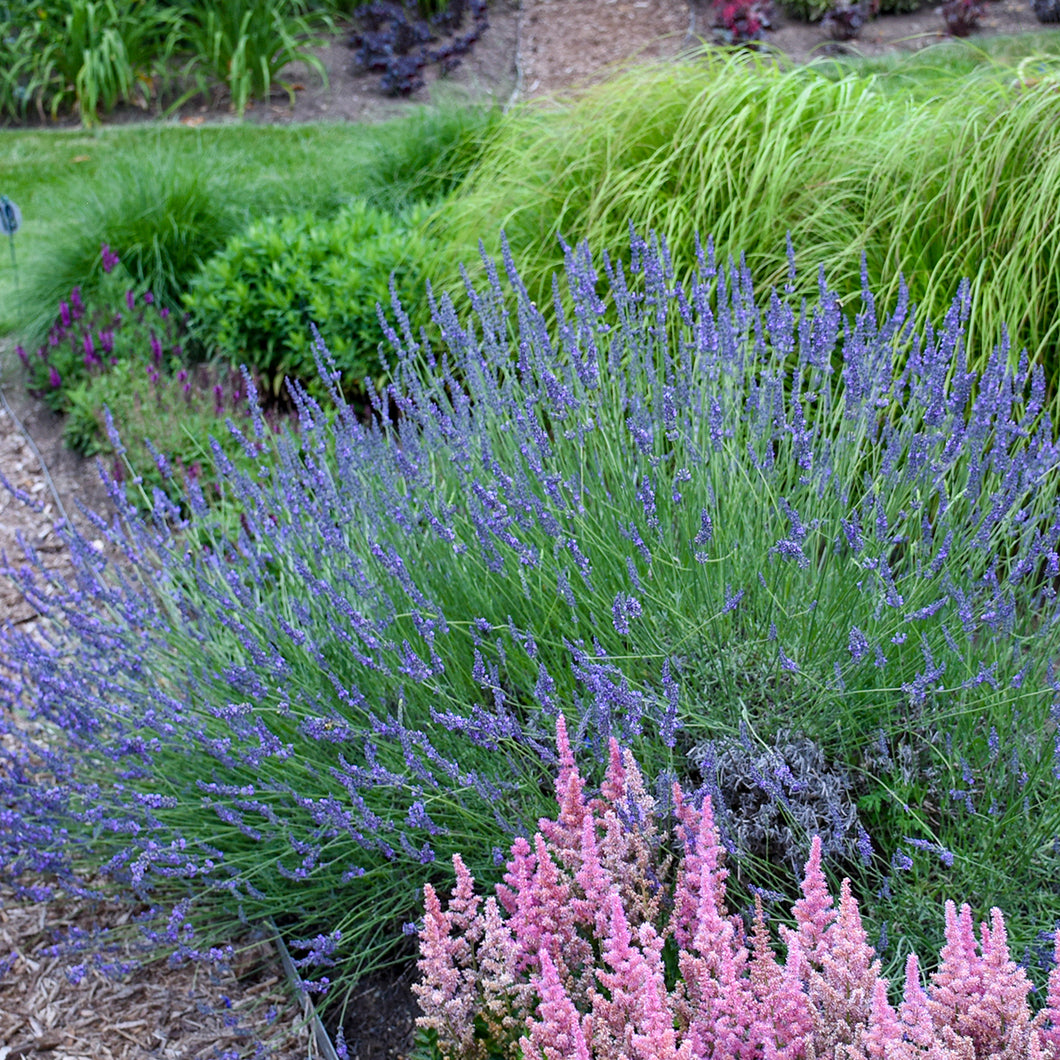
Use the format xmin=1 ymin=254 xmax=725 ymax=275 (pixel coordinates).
xmin=0 ymin=887 xmax=315 ymax=1060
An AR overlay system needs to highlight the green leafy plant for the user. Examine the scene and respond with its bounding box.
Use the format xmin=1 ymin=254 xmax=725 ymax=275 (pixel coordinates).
xmin=0 ymin=0 xmax=179 ymax=123
xmin=352 ymin=98 xmax=503 ymax=215
xmin=172 ymin=0 xmax=330 ymax=116
xmin=62 ymin=358 xmax=280 ymax=505
xmin=183 ymin=200 xmax=430 ymax=397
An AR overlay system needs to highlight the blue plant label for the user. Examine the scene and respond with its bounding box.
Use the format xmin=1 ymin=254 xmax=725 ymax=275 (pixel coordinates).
xmin=0 ymin=196 xmax=21 ymax=236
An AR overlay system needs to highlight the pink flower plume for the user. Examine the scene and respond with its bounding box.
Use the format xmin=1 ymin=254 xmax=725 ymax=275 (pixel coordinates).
xmin=780 ymin=835 xmax=836 ymax=973
xmin=520 ymin=948 xmax=592 ymax=1060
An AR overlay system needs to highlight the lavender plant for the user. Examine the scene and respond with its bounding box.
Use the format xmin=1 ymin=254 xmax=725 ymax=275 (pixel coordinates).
xmin=2 ymin=230 xmax=1060 ymax=1002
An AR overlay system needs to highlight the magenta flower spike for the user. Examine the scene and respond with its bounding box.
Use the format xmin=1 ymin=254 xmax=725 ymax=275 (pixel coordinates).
xmin=600 ymin=736 xmax=627 ymax=803
xmin=672 ymin=793 xmax=728 ymax=951
xmin=537 ymin=716 xmax=589 ymax=867
xmin=573 ymin=813 xmax=613 ymax=939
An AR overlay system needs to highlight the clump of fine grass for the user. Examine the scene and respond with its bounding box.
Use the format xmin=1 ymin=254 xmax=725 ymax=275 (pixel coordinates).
xmin=810 ymin=32 xmax=1060 ymax=102
xmin=432 ymin=48 xmax=1060 ymax=397
xmin=15 ymin=143 xmax=255 ymax=347
xmin=349 ymin=97 xmax=504 ymax=215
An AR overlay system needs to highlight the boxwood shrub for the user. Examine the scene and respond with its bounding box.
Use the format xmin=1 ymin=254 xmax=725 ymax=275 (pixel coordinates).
xmin=183 ymin=200 xmax=429 ymax=398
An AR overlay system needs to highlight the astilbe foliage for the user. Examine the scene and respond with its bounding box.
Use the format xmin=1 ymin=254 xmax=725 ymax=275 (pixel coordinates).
xmin=417 ymin=719 xmax=1060 ymax=1060
xmin=4 ymin=229 xmax=1060 ymax=997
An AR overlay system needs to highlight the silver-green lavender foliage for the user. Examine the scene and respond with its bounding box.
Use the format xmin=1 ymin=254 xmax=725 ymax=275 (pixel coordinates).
xmin=2 ymin=230 xmax=1060 ymax=994
xmin=689 ymin=726 xmax=865 ymax=873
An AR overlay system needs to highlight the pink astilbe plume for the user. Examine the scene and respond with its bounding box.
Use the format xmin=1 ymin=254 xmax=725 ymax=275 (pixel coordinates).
xmin=509 ymin=832 xmax=586 ymax=979
xmin=574 ymin=813 xmax=616 ymax=939
xmin=1040 ymin=933 xmax=1060 ymax=1053
xmin=928 ymin=904 xmax=1037 ymax=1059
xmin=900 ymin=952 xmax=940 ymax=1052
xmin=862 ymin=977 xmax=913 ymax=1060
xmin=780 ymin=836 xmax=837 ymax=974
xmin=538 ymin=714 xmax=590 ymax=872
xmin=594 ymin=746 xmax=664 ymax=928
xmin=747 ymin=897 xmax=811 ymax=1060
xmin=671 ymin=790 xmax=728 ymax=951
xmin=496 ymin=834 xmax=536 ymax=917
xmin=680 ymin=852 xmax=756 ymax=1060
xmin=475 ymin=895 xmax=533 ymax=1052
xmin=414 ymin=877 xmax=480 ymax=1055
xmin=591 ymin=890 xmax=655 ymax=1057
xmin=599 ymin=736 xmax=628 ymax=804
xmin=629 ymin=918 xmax=695 ymax=1060
xmin=805 ymin=879 xmax=882 ymax=1051
xmin=445 ymin=853 xmax=483 ymax=947
xmin=520 ymin=948 xmax=593 ymax=1060
xmin=929 ymin=903 xmax=997 ymax=1055
xmin=977 ymin=907 xmax=1038 ymax=1054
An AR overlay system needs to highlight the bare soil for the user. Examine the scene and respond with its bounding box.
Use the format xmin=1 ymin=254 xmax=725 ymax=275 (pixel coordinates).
xmin=1 ymin=0 xmax=1058 ymax=1055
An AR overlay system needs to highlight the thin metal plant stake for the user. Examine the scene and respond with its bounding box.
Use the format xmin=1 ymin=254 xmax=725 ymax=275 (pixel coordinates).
xmin=0 ymin=194 xmax=70 ymax=528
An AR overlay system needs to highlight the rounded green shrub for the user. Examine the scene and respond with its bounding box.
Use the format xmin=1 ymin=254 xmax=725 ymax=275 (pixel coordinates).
xmin=183 ymin=201 xmax=429 ymax=398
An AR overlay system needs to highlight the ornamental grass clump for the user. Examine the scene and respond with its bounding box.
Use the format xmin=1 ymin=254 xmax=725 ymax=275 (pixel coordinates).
xmin=437 ymin=54 xmax=1060 ymax=392
xmin=3 ymin=230 xmax=1060 ymax=1000
xmin=417 ymin=717 xmax=1060 ymax=1060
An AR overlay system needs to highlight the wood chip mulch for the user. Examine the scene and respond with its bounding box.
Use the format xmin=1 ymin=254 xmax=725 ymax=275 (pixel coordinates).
xmin=0 ymin=886 xmax=318 ymax=1060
